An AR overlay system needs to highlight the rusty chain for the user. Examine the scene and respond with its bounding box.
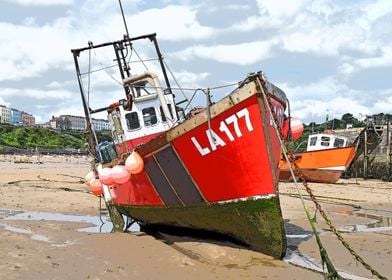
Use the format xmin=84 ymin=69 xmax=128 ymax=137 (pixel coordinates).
xmin=256 ymin=75 xmax=388 ymax=280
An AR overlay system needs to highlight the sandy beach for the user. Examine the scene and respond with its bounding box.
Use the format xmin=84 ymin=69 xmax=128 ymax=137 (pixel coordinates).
xmin=0 ymin=155 xmax=391 ymax=279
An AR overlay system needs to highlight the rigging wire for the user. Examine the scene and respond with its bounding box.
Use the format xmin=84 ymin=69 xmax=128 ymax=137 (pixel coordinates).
xmin=91 ymin=48 xmax=123 ymax=86
xmin=79 ymin=39 xmax=239 ymax=117
xmin=163 ymin=60 xmax=188 ymax=102
xmin=80 ymin=64 xmax=118 ymax=76
xmin=87 ymin=46 xmax=91 ymax=104
xmin=79 ymin=59 xmax=159 ymax=76
xmin=132 ymin=47 xmax=149 ymax=71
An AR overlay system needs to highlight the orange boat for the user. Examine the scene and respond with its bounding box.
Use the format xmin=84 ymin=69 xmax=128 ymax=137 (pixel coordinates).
xmin=279 ymin=133 xmax=356 ymax=183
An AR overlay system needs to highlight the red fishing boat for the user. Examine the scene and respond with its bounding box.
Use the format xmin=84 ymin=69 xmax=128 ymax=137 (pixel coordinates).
xmin=279 ymin=132 xmax=356 ymax=183
xmin=72 ymin=33 xmax=297 ymax=258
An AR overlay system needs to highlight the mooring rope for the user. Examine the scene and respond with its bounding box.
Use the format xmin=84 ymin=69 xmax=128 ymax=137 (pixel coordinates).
xmin=256 ymin=76 xmax=388 ymax=280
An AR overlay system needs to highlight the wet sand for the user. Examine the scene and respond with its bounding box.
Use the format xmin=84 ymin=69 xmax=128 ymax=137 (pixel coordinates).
xmin=0 ymin=155 xmax=391 ymax=279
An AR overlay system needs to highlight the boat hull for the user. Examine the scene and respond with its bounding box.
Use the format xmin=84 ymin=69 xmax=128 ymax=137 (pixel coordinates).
xmin=280 ymin=168 xmax=344 ymax=183
xmin=104 ymin=76 xmax=288 ymax=258
xmin=117 ymin=195 xmax=286 ymax=259
xmin=279 ymin=146 xmax=356 ymax=183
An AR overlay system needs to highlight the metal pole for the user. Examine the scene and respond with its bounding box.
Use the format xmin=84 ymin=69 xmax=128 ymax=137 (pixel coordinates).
xmin=151 ymin=35 xmax=173 ymax=95
xmin=71 ymin=50 xmax=100 ymax=158
xmin=388 ymin=121 xmax=391 ymax=179
xmin=118 ymin=0 xmax=129 ymax=37
xmin=364 ymin=129 xmax=368 ymax=179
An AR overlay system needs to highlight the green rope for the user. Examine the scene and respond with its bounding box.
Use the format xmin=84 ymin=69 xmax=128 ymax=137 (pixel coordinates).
xmin=257 ymin=77 xmax=342 ymax=279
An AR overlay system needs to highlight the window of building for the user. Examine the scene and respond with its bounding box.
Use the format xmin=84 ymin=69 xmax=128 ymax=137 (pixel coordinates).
xmin=321 ymin=136 xmax=330 ymax=146
xmin=309 ymin=136 xmax=317 ymax=146
xmin=125 ymin=112 xmax=140 ymax=130
xmin=333 ymin=138 xmax=345 ymax=148
xmin=159 ymin=104 xmax=173 ymax=122
xmin=142 ymin=107 xmax=157 ymax=126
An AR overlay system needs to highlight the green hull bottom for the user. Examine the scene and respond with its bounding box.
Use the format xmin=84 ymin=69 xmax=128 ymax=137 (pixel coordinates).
xmin=117 ymin=196 xmax=287 ymax=259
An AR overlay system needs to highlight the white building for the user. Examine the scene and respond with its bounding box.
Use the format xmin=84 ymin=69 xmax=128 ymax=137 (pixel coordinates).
xmin=50 ymin=115 xmax=109 ymax=132
xmin=0 ymin=105 xmax=11 ymax=124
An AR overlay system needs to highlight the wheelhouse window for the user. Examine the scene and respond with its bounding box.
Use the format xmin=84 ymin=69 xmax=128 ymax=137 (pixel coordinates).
xmin=142 ymin=107 xmax=157 ymax=126
xmin=333 ymin=138 xmax=345 ymax=148
xmin=309 ymin=136 xmax=317 ymax=146
xmin=160 ymin=104 xmax=173 ymax=122
xmin=125 ymin=112 xmax=140 ymax=130
xmin=320 ymin=136 xmax=330 ymax=146
xmin=134 ymin=80 xmax=155 ymax=97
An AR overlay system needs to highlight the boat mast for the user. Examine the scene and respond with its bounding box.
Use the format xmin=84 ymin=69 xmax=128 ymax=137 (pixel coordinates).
xmin=118 ymin=0 xmax=130 ymax=38
xmin=151 ymin=36 xmax=173 ymax=96
xmin=71 ymin=51 xmax=100 ymax=158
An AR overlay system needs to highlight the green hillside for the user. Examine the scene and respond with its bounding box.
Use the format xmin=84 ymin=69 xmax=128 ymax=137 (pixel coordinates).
xmin=0 ymin=124 xmax=85 ymax=149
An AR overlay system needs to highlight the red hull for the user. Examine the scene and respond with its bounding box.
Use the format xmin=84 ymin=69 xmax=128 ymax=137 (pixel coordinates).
xmin=110 ymin=93 xmax=284 ymax=205
xmin=105 ymin=79 xmax=289 ymax=258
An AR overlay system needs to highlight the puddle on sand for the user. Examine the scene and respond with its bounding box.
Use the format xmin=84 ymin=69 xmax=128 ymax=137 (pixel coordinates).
xmin=0 ymin=209 xmax=140 ymax=235
xmin=0 ymin=223 xmax=68 ymax=246
xmin=339 ymin=209 xmax=392 ymax=233
xmin=284 ymin=249 xmax=370 ymax=280
xmin=286 ymin=234 xmax=312 ymax=239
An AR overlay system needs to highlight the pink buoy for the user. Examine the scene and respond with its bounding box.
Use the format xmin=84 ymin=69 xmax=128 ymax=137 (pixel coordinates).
xmin=290 ymin=117 xmax=304 ymax=141
xmin=89 ymin=178 xmax=103 ymax=196
xmin=282 ymin=117 xmax=303 ymax=141
xmin=125 ymin=151 xmax=144 ymax=174
xmin=111 ymin=165 xmax=131 ymax=184
xmin=99 ymin=167 xmax=115 ymax=185
xmin=84 ymin=170 xmax=95 ymax=186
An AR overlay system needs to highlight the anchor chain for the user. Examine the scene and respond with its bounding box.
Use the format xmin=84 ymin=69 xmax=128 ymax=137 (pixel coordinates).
xmin=256 ymin=75 xmax=388 ymax=280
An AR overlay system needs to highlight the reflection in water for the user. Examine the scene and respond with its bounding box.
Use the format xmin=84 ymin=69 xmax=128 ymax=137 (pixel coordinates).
xmin=0 ymin=209 xmax=140 ymax=234
xmin=338 ymin=210 xmax=392 ymax=233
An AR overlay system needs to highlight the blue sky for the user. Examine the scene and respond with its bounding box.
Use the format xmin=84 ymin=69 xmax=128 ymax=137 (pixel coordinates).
xmin=0 ymin=0 xmax=391 ymax=124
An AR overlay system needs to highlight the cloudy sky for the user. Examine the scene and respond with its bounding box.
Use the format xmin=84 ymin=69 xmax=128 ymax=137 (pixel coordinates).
xmin=0 ymin=0 xmax=391 ymax=124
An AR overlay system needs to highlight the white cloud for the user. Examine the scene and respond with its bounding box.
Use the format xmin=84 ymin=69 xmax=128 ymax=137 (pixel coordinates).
xmin=0 ymin=97 xmax=11 ymax=107
xmin=0 ymin=0 xmax=391 ymax=125
xmin=48 ymin=106 xmax=87 ymax=119
xmin=125 ymin=5 xmax=214 ymax=41
xmin=280 ymin=21 xmax=366 ymax=56
xmin=0 ymin=19 xmax=79 ymax=82
xmin=256 ymin=0 xmax=311 ymax=19
xmin=231 ymin=16 xmax=270 ymax=32
xmin=365 ymin=0 xmax=392 ymax=21
xmin=277 ymin=77 xmax=381 ymax=123
xmin=2 ymin=0 xmax=73 ymax=6
xmin=172 ymin=40 xmax=277 ymax=65
xmin=372 ymin=90 xmax=392 ymax=112
xmin=341 ymin=46 xmax=392 ymax=74
xmin=223 ymin=0 xmax=381 ymax=64
xmin=170 ymin=70 xmax=209 ymax=89
xmin=0 ymin=88 xmax=73 ymax=100
xmin=289 ymin=97 xmax=371 ymax=124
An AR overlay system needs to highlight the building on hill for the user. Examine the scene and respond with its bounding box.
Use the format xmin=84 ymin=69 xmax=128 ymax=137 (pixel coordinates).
xmin=10 ymin=109 xmax=22 ymax=126
xmin=21 ymin=112 xmax=35 ymax=126
xmin=0 ymin=105 xmax=10 ymax=124
xmin=50 ymin=115 xmax=109 ymax=131
xmin=0 ymin=105 xmax=35 ymax=126
xmin=92 ymin=118 xmax=110 ymax=131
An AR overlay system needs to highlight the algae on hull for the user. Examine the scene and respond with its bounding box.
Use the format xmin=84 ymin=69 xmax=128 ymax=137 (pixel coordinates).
xmin=117 ymin=196 xmax=286 ymax=259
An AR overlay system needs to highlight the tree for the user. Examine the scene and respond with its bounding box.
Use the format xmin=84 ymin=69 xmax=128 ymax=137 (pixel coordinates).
xmin=341 ymin=113 xmax=362 ymax=128
xmin=341 ymin=113 xmax=354 ymax=123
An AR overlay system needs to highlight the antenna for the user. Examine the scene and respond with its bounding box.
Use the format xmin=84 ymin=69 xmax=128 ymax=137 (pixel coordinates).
xmin=118 ymin=0 xmax=130 ymax=37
